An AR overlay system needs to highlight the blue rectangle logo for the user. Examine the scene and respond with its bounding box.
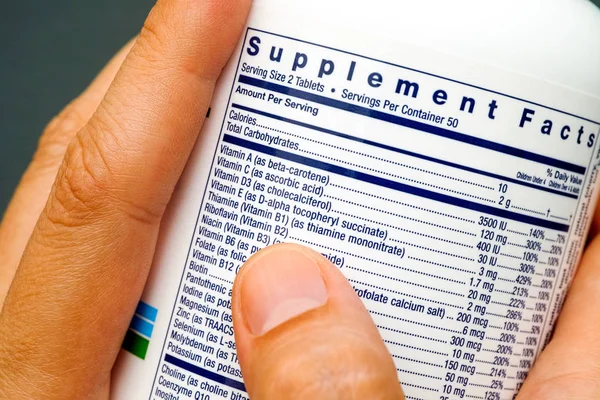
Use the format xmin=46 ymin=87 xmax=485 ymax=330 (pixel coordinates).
xmin=136 ymin=301 xmax=158 ymax=322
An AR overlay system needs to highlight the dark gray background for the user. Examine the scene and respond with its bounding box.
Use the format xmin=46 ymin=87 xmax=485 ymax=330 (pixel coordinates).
xmin=0 ymin=0 xmax=153 ymax=214
xmin=1 ymin=0 xmax=599 ymax=214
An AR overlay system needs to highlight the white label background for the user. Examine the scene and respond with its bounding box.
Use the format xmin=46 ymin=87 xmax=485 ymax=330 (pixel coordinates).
xmin=112 ymin=10 xmax=600 ymax=400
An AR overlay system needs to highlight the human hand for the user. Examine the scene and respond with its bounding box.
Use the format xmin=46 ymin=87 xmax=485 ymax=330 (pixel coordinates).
xmin=1 ymin=0 xmax=600 ymax=398
xmin=0 ymin=0 xmax=251 ymax=397
xmin=229 ymin=239 xmax=600 ymax=399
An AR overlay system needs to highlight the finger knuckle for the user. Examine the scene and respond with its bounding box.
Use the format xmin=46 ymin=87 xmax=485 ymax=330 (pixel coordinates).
xmin=46 ymin=133 xmax=111 ymax=226
xmin=137 ymin=3 xmax=210 ymax=82
xmin=138 ymin=9 xmax=171 ymax=63
xmin=43 ymin=101 xmax=88 ymax=142
xmin=35 ymin=101 xmax=89 ymax=171
xmin=46 ymin=124 xmax=159 ymax=227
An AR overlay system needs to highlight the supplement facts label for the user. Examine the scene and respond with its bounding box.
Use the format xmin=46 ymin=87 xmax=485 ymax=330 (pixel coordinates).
xmin=148 ymin=28 xmax=600 ymax=400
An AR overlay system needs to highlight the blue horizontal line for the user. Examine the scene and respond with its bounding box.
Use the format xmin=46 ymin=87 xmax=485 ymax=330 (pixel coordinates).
xmin=136 ymin=301 xmax=158 ymax=323
xmin=248 ymin=28 xmax=600 ymax=126
xmin=238 ymin=74 xmax=586 ymax=175
xmin=164 ymin=354 xmax=246 ymax=392
xmin=130 ymin=315 xmax=154 ymax=339
xmin=223 ymin=133 xmax=569 ymax=233
xmin=232 ymin=103 xmax=578 ymax=200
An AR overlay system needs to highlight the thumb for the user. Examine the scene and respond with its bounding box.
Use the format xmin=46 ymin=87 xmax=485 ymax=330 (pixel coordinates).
xmin=232 ymin=243 xmax=404 ymax=399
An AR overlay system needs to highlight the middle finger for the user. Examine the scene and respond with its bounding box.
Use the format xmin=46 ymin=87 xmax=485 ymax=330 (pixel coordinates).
xmin=0 ymin=38 xmax=134 ymax=307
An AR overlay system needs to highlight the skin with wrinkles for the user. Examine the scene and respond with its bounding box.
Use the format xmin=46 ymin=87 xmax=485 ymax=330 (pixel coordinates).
xmin=0 ymin=0 xmax=251 ymax=398
xmin=1 ymin=1 xmax=600 ymax=398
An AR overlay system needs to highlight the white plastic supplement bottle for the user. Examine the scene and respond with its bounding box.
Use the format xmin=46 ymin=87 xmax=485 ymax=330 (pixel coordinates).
xmin=112 ymin=1 xmax=600 ymax=399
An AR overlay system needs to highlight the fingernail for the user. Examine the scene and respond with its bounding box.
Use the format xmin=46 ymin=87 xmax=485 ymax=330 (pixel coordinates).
xmin=241 ymin=246 xmax=328 ymax=336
